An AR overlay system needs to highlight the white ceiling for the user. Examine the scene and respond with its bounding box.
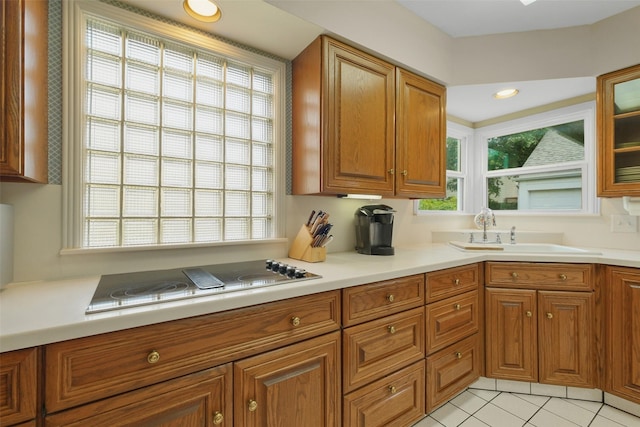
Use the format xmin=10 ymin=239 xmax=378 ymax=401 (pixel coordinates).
xmin=119 ymin=0 xmax=637 ymax=122
xmin=396 ymin=0 xmax=640 ymax=38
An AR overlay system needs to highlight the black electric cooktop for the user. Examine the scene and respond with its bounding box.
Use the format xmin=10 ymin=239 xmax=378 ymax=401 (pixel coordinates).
xmin=86 ymin=259 xmax=320 ymax=314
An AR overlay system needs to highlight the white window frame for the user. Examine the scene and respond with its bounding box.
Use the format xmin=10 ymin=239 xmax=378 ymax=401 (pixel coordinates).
xmin=475 ymin=102 xmax=598 ymax=215
xmin=62 ymin=0 xmax=287 ymax=251
xmin=415 ymin=121 xmax=473 ymax=215
xmin=416 ymin=102 xmax=598 ymax=216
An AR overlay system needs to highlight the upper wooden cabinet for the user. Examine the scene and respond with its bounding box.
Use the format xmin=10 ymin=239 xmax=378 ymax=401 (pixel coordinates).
xmin=292 ymin=36 xmax=446 ymax=198
xmin=597 ymin=63 xmax=640 ymax=197
xmin=1 ymin=0 xmax=48 ymax=183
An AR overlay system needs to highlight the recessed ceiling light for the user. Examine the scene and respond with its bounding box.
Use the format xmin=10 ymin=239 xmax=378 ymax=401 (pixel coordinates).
xmin=493 ymin=88 xmax=519 ymax=99
xmin=520 ymin=0 xmax=537 ymax=5
xmin=183 ymin=0 xmax=222 ymax=22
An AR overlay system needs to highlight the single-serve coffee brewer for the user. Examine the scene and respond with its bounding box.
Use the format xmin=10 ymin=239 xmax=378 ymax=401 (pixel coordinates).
xmin=354 ymin=205 xmax=395 ymax=255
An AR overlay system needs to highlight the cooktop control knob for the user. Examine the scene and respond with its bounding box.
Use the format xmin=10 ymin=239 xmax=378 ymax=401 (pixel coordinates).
xmin=294 ymin=269 xmax=306 ymax=278
xmin=270 ymin=262 xmax=281 ymax=272
xmin=265 ymin=259 xmax=274 ymax=269
xmin=286 ymin=265 xmax=297 ymax=277
xmin=278 ymin=264 xmax=288 ymax=274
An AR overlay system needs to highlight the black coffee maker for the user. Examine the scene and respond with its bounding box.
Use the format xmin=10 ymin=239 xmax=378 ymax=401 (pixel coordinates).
xmin=354 ymin=205 xmax=395 ymax=255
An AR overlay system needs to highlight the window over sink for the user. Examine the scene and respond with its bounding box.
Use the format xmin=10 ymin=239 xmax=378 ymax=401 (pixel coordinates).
xmin=62 ymin=0 xmax=286 ymax=250
xmin=417 ymin=102 xmax=597 ymax=215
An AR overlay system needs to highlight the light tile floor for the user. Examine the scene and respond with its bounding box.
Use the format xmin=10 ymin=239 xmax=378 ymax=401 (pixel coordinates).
xmin=413 ymin=389 xmax=640 ymax=427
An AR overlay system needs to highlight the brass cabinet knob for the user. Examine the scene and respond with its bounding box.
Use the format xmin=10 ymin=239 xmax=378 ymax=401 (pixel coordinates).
xmin=291 ymin=316 xmax=301 ymax=327
xmin=454 ymin=278 xmax=460 ymax=285
xmin=213 ymin=411 xmax=224 ymax=425
xmin=386 ymin=294 xmax=395 ymax=303
xmin=559 ymin=274 xmax=567 ymax=281
xmin=147 ymin=350 xmax=160 ymax=364
xmin=511 ymin=272 xmax=519 ymax=279
xmin=388 ymin=325 xmax=396 ymax=334
xmin=388 ymin=386 xmax=397 ymax=394
xmin=388 ymin=169 xmax=395 ymax=175
xmin=455 ymin=351 xmax=462 ymax=359
xmin=248 ymin=399 xmax=258 ymax=412
xmin=454 ymin=303 xmax=461 ymax=310
xmin=526 ymin=311 xmax=532 ymax=318
xmin=401 ymin=170 xmax=408 ymax=176
xmin=547 ymin=312 xmax=554 ymax=319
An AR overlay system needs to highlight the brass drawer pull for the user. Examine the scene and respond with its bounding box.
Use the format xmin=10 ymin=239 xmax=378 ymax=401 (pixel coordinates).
xmin=213 ymin=411 xmax=224 ymax=425
xmin=455 ymin=351 xmax=462 ymax=359
xmin=147 ymin=350 xmax=160 ymax=364
xmin=559 ymin=274 xmax=567 ymax=281
xmin=454 ymin=303 xmax=461 ymax=310
xmin=526 ymin=311 xmax=532 ymax=318
xmin=388 ymin=325 xmax=396 ymax=334
xmin=546 ymin=312 xmax=553 ymax=319
xmin=248 ymin=399 xmax=258 ymax=412
xmin=386 ymin=294 xmax=395 ymax=303
xmin=291 ymin=316 xmax=301 ymax=327
xmin=511 ymin=272 xmax=519 ymax=279
xmin=388 ymin=385 xmax=397 ymax=394
xmin=388 ymin=168 xmax=395 ymax=175
xmin=454 ymin=278 xmax=460 ymax=285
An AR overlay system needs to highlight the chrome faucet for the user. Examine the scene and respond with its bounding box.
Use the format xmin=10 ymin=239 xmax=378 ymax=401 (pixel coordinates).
xmin=510 ymin=226 xmax=516 ymax=244
xmin=481 ymin=208 xmax=496 ymax=243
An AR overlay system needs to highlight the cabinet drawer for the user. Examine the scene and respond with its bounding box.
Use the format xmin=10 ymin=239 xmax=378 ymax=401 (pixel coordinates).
xmin=343 ymin=307 xmax=425 ymax=394
xmin=426 ymin=264 xmax=480 ymax=302
xmin=426 ymin=333 xmax=481 ymax=413
xmin=45 ymin=364 xmax=232 ymax=426
xmin=426 ymin=290 xmax=479 ymax=355
xmin=45 ymin=290 xmax=340 ymax=412
xmin=343 ymin=360 xmax=425 ymax=427
xmin=485 ymin=262 xmax=594 ymax=291
xmin=0 ymin=347 xmax=39 ymax=426
xmin=342 ymin=274 xmax=424 ymax=326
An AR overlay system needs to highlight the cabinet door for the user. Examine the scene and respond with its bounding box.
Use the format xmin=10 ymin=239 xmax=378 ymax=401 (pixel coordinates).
xmin=45 ymin=365 xmax=233 ymax=427
xmin=324 ymin=38 xmax=396 ymax=196
xmin=538 ymin=291 xmax=594 ymax=387
xmin=426 ymin=333 xmax=481 ymax=413
xmin=395 ymin=68 xmax=446 ymax=198
xmin=0 ymin=348 xmax=38 ymax=426
xmin=597 ymin=64 xmax=640 ymax=197
xmin=607 ymin=267 xmax=640 ymax=404
xmin=485 ymin=288 xmax=537 ymax=382
xmin=1 ymin=0 xmax=48 ymax=183
xmin=343 ymin=307 xmax=425 ymax=393
xmin=343 ymin=360 xmax=425 ymax=427
xmin=234 ymin=332 xmax=341 ymax=427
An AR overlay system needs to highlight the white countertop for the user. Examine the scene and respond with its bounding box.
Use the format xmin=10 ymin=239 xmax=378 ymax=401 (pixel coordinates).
xmin=1 ymin=243 xmax=639 ymax=353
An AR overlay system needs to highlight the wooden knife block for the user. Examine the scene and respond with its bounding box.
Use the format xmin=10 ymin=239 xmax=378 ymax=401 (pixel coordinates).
xmin=288 ymin=225 xmax=326 ymax=263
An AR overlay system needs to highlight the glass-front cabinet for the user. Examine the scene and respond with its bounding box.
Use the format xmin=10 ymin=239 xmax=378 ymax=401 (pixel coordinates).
xmin=597 ymin=64 xmax=640 ymax=197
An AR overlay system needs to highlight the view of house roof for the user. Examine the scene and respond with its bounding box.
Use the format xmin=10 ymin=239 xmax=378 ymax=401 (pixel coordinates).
xmin=523 ymin=129 xmax=584 ymax=167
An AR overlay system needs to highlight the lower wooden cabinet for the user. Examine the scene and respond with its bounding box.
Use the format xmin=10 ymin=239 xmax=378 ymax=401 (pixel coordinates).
xmin=343 ymin=360 xmax=425 ymax=427
xmin=485 ymin=287 xmax=595 ymax=387
xmin=426 ymin=333 xmax=481 ymax=413
xmin=0 ymin=347 xmax=39 ymax=426
xmin=234 ymin=331 xmax=341 ymax=427
xmin=45 ymin=364 xmax=232 ymax=426
xmin=343 ymin=307 xmax=425 ymax=394
xmin=485 ymin=288 xmax=537 ymax=382
xmin=606 ymin=266 xmax=640 ymax=404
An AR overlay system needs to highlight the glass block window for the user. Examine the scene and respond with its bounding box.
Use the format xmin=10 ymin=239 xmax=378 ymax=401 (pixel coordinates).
xmin=80 ymin=18 xmax=277 ymax=248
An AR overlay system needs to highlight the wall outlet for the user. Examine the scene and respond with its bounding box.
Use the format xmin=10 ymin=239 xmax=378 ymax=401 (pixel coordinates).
xmin=611 ymin=214 xmax=638 ymax=233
